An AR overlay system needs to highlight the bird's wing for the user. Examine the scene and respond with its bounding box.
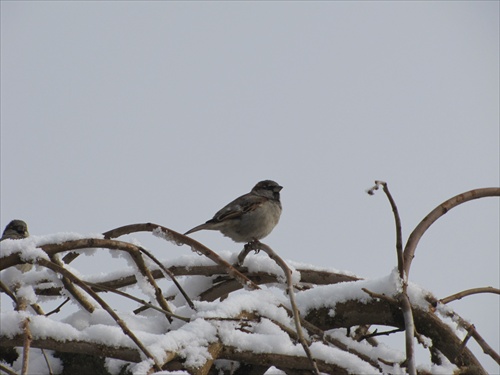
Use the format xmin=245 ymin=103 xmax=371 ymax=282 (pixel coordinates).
xmin=211 ymin=194 xmax=267 ymax=223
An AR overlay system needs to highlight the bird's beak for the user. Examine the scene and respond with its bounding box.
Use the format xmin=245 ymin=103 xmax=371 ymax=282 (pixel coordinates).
xmin=274 ymin=185 xmax=283 ymax=192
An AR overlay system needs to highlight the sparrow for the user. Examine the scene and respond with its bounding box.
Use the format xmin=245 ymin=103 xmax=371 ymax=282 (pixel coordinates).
xmin=1 ymin=219 xmax=31 ymax=272
xmin=1 ymin=220 xmax=29 ymax=241
xmin=185 ymin=180 xmax=283 ymax=243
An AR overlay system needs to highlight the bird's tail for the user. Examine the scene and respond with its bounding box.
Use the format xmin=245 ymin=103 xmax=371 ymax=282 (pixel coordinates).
xmin=184 ymin=223 xmax=210 ymax=236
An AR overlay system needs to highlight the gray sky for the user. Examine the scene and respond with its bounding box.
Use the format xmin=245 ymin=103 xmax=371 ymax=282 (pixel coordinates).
xmin=1 ymin=1 xmax=499 ymax=372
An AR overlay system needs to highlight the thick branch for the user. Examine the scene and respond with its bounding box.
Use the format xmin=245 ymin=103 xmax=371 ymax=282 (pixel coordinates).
xmin=0 ymin=335 xmax=141 ymax=363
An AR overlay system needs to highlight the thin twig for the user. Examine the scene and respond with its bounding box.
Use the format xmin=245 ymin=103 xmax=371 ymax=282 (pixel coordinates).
xmin=101 ymin=225 xmax=196 ymax=310
xmin=50 ymin=255 xmax=95 ymax=313
xmin=403 ymin=187 xmax=500 ymax=277
xmin=0 ymin=280 xmax=18 ymax=304
xmin=361 ymin=288 xmax=398 ymax=304
xmin=40 ymin=348 xmax=54 ymax=375
xmin=134 ymin=246 xmax=195 ymax=310
xmin=45 ymin=298 xmax=71 ymax=317
xmin=367 ymin=181 xmax=404 ymax=277
xmin=87 ymin=282 xmax=190 ymax=322
xmin=368 ymin=180 xmax=416 ymax=375
xmin=360 ymin=328 xmax=404 ymax=340
xmin=126 ymin=249 xmax=174 ymax=322
xmin=36 ymin=258 xmax=163 ymax=371
xmin=103 ymin=223 xmax=261 ymax=291
xmin=236 ymin=246 xmax=252 ymax=266
xmin=456 ymin=326 xmax=475 ymax=361
xmin=434 ymin=302 xmax=500 ymax=365
xmin=244 ymin=241 xmax=320 ymax=375
xmin=0 ymin=363 xmax=18 ymax=375
xmin=440 ymin=287 xmax=500 ymax=304
xmin=21 ymin=317 xmax=32 ymax=375
xmin=41 ymin=238 xmax=176 ymax=321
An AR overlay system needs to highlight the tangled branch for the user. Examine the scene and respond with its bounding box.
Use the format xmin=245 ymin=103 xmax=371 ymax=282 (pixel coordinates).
xmin=1 ymin=184 xmax=498 ymax=374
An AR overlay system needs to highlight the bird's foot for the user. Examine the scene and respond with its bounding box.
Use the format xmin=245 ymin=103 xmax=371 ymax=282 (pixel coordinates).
xmin=244 ymin=239 xmax=262 ymax=253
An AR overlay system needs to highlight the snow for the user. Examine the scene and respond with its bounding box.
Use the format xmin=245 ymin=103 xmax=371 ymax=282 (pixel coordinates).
xmin=0 ymin=232 xmax=482 ymax=374
xmin=0 ymin=237 xmax=49 ymax=263
xmin=295 ymin=268 xmax=402 ymax=316
xmin=10 ymin=348 xmax=63 ymax=375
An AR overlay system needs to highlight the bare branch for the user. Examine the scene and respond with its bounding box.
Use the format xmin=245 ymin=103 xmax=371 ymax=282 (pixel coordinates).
xmin=35 ymin=258 xmax=163 ymax=371
xmin=244 ymin=241 xmax=320 ymax=375
xmin=440 ymin=287 xmax=500 ymax=304
xmin=45 ymin=298 xmax=70 ymax=317
xmin=40 ymin=349 xmax=54 ymax=375
xmin=49 ymin=254 xmax=95 ymax=313
xmin=0 ymin=363 xmax=18 ymax=375
xmin=137 ymin=246 xmax=195 ymax=310
xmin=0 ymin=335 xmax=141 ymax=363
xmin=0 ymin=280 xmax=17 ymax=304
xmin=103 ymin=223 xmax=261 ymax=291
xmin=21 ymin=317 xmax=31 ymax=375
xmin=403 ymin=187 xmax=500 ymax=277
xmin=86 ymin=282 xmax=190 ymax=322
xmin=360 ymin=327 xmax=404 ymax=340
xmin=361 ymin=288 xmax=398 ymax=304
xmin=367 ymin=180 xmax=416 ymax=375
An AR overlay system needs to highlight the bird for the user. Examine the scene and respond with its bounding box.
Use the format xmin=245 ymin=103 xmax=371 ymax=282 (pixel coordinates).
xmin=1 ymin=219 xmax=32 ymax=272
xmin=184 ymin=180 xmax=283 ymax=243
xmin=1 ymin=220 xmax=29 ymax=241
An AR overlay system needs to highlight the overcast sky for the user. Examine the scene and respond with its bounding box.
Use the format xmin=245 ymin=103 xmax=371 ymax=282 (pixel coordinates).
xmin=1 ymin=1 xmax=499 ymax=372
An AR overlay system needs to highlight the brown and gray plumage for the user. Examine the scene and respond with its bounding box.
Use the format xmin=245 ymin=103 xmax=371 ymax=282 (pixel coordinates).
xmin=1 ymin=219 xmax=31 ymax=272
xmin=185 ymin=180 xmax=283 ymax=243
xmin=1 ymin=220 xmax=29 ymax=241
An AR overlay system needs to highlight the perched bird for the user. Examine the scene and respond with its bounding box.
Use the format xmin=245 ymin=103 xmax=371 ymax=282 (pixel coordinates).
xmin=1 ymin=220 xmax=29 ymax=241
xmin=185 ymin=180 xmax=283 ymax=243
xmin=1 ymin=220 xmax=32 ymax=272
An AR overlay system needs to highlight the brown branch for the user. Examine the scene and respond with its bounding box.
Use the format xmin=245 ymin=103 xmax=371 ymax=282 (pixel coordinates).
xmin=360 ymin=327 xmax=404 ymax=340
xmin=126 ymin=249 xmax=174 ymax=322
xmin=1 ymin=277 xmax=46 ymax=316
xmin=0 ymin=280 xmax=17 ymax=304
xmin=456 ymin=325 xmax=475 ymax=361
xmin=45 ymin=298 xmax=70 ymax=317
xmin=368 ymin=180 xmax=416 ymax=375
xmin=305 ymin=301 xmax=487 ymax=373
xmin=0 ymin=335 xmax=141 ymax=363
xmin=440 ymin=287 xmax=500 ymax=304
xmin=0 ymin=363 xmax=18 ymax=375
xmin=368 ymin=181 xmax=404 ymax=277
xmin=49 ymin=255 xmax=95 ymax=313
xmin=86 ymin=282 xmax=190 ymax=322
xmin=403 ymin=187 xmax=500 ymax=277
xmin=361 ymin=288 xmax=398 ymax=304
xmin=35 ymin=265 xmax=359 ymax=297
xmin=186 ymin=341 xmax=223 ymax=375
xmin=236 ymin=245 xmax=252 ymax=266
xmin=244 ymin=241 xmax=320 ymax=375
xmin=35 ymin=258 xmax=162 ymax=371
xmin=103 ymin=223 xmax=261 ymax=292
xmin=427 ymin=296 xmax=500 ymax=366
xmin=136 ymin=246 xmax=195 ymax=310
xmin=21 ymin=317 xmax=32 ymax=375
xmin=37 ymin=238 xmax=176 ymax=321
xmin=40 ymin=348 xmax=54 ymax=375
xmin=219 ymin=346 xmax=353 ymax=375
